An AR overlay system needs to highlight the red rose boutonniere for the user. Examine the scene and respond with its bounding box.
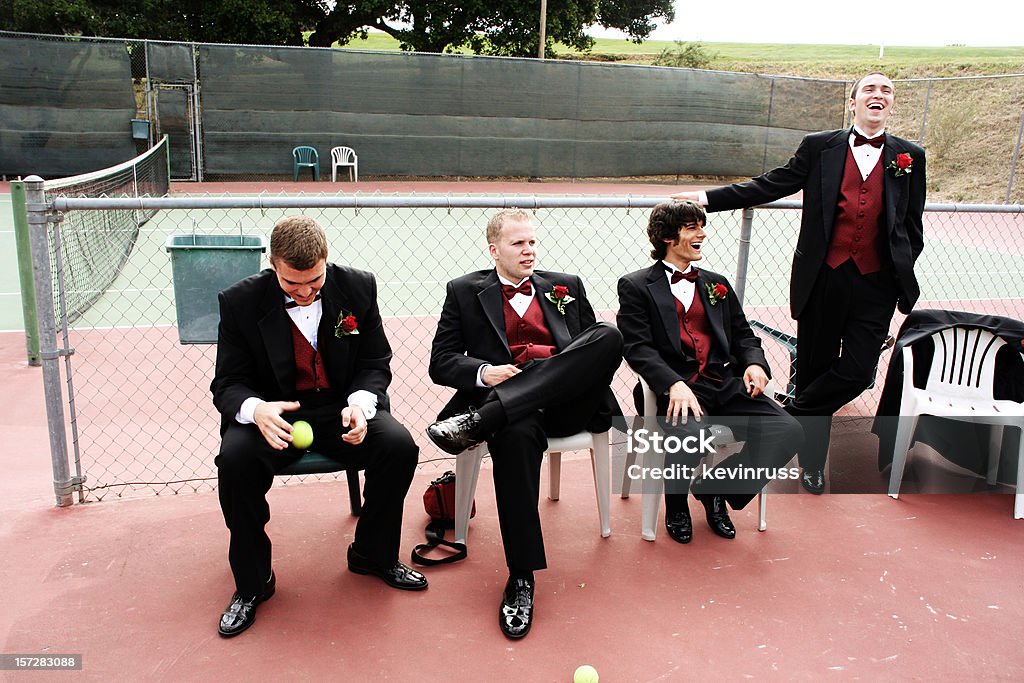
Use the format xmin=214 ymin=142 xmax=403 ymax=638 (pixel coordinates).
xmin=887 ymin=153 xmax=913 ymax=177
xmin=545 ymin=285 xmax=575 ymax=315
xmin=335 ymin=312 xmax=359 ymax=337
xmin=705 ymin=282 xmax=728 ymax=306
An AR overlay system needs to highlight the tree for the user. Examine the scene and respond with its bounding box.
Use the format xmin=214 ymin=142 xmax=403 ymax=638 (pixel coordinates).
xmin=1 ymin=1 xmax=676 ymax=57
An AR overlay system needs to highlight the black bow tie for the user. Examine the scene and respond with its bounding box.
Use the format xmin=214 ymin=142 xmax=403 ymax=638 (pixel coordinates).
xmin=669 ymin=268 xmax=698 ymax=284
xmin=284 ymin=293 xmax=321 ymax=309
xmin=853 ymin=132 xmax=886 ymax=148
xmin=502 ymin=281 xmax=533 ymax=299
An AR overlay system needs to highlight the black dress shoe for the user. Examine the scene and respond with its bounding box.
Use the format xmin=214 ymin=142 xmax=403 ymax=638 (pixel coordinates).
xmin=800 ymin=468 xmax=826 ymax=495
xmin=499 ymin=577 xmax=535 ymax=639
xmin=347 ymin=544 xmax=428 ymax=591
xmin=696 ymin=495 xmax=736 ymax=539
xmin=665 ymin=510 xmax=693 ymax=544
xmin=426 ymin=410 xmax=487 ymax=455
xmin=218 ymin=570 xmax=276 ymax=638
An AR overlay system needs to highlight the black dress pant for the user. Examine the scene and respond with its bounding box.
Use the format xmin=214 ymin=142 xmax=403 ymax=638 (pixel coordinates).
xmin=788 ymin=260 xmax=898 ymax=471
xmin=659 ymin=375 xmax=803 ymax=514
xmin=449 ymin=322 xmax=623 ymax=573
xmin=216 ymin=403 xmax=418 ymax=598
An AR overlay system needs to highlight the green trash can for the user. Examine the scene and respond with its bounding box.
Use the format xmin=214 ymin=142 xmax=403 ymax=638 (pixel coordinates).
xmin=165 ymin=234 xmax=267 ymax=343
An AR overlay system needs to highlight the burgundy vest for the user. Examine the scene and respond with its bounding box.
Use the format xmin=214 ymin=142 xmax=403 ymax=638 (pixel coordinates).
xmin=290 ymin=320 xmax=331 ymax=392
xmin=675 ymin=292 xmax=714 ymax=381
xmin=826 ymin=148 xmax=884 ymax=274
xmin=503 ymin=296 xmax=556 ymax=365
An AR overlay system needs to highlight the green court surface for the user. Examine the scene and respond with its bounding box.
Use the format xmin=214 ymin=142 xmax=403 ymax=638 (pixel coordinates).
xmin=5 ymin=193 xmax=1024 ymax=336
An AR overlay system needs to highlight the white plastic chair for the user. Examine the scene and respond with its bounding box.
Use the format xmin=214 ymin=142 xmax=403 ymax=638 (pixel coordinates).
xmin=621 ymin=377 xmax=769 ymax=540
xmin=887 ymin=327 xmax=1024 ymax=519
xmin=454 ymin=430 xmax=611 ymax=545
xmin=331 ymin=146 xmax=358 ymax=182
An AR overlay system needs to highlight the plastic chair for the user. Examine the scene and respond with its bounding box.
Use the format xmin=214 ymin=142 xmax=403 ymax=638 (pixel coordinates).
xmin=453 ymin=430 xmax=612 ymax=545
xmin=331 ymin=146 xmax=359 ymax=182
xmin=887 ymin=327 xmax=1024 ymax=519
xmin=292 ymin=146 xmax=319 ymax=181
xmin=621 ymin=376 xmax=769 ymax=540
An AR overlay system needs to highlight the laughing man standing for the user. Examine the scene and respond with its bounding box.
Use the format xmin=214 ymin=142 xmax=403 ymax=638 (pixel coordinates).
xmin=673 ymin=72 xmax=927 ymax=494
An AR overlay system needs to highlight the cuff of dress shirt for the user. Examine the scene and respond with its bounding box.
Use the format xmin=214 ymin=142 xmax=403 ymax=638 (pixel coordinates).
xmin=697 ymin=191 xmax=708 ymax=206
xmin=476 ymin=364 xmax=491 ymax=388
xmin=347 ymin=390 xmax=378 ymax=420
xmin=236 ymin=396 xmax=264 ymax=425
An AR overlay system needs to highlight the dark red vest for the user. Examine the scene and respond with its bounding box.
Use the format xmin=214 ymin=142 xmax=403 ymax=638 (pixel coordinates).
xmin=826 ymin=148 xmax=884 ymax=274
xmin=675 ymin=292 xmax=714 ymax=381
xmin=503 ymin=296 xmax=556 ymax=365
xmin=290 ymin=320 xmax=331 ymax=392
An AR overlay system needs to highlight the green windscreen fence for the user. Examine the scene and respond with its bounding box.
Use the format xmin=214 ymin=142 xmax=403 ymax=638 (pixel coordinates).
xmin=0 ymin=34 xmax=137 ymax=177
xmin=200 ymin=46 xmax=847 ymax=178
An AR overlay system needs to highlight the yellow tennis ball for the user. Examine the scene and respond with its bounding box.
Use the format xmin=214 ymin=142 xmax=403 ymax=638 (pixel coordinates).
xmin=291 ymin=420 xmax=314 ymax=450
xmin=573 ymin=665 xmax=599 ymax=683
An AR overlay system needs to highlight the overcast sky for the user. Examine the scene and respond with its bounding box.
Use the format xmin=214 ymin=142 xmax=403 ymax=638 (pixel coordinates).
xmin=593 ymin=0 xmax=1022 ymax=47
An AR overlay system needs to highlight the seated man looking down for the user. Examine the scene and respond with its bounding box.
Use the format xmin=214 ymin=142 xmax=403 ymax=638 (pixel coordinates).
xmin=211 ymin=215 xmax=425 ymax=639
xmin=617 ymin=202 xmax=803 ymax=544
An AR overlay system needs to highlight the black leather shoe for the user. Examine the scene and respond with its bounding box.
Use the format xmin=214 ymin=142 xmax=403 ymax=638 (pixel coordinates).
xmin=499 ymin=577 xmax=535 ymax=639
xmin=218 ymin=570 xmax=276 ymax=638
xmin=347 ymin=544 xmax=428 ymax=591
xmin=665 ymin=510 xmax=693 ymax=544
xmin=426 ymin=410 xmax=487 ymax=455
xmin=697 ymin=495 xmax=736 ymax=539
xmin=800 ymin=468 xmax=826 ymax=495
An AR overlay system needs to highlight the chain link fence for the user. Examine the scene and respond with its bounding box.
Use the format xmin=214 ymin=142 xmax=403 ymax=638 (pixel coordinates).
xmin=18 ymin=190 xmax=1024 ymax=504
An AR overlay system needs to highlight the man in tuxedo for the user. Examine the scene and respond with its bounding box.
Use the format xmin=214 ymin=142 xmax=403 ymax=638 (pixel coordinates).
xmin=673 ymin=72 xmax=927 ymax=493
xmin=426 ymin=209 xmax=622 ymax=639
xmin=211 ymin=215 xmax=425 ymax=638
xmin=618 ymin=201 xmax=802 ymax=543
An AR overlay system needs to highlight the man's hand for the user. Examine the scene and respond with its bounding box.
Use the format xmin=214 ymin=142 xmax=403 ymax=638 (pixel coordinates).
xmin=483 ymin=364 xmax=521 ymax=386
xmin=666 ymin=380 xmax=703 ymax=426
xmin=253 ymin=400 xmax=302 ymax=450
xmin=670 ymin=190 xmax=702 ymax=203
xmin=743 ymin=365 xmax=769 ymax=397
xmin=341 ymin=405 xmax=367 ymax=445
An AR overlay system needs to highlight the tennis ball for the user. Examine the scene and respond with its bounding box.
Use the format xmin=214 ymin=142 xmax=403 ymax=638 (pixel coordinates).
xmin=573 ymin=665 xmax=599 ymax=683
xmin=291 ymin=420 xmax=314 ymax=450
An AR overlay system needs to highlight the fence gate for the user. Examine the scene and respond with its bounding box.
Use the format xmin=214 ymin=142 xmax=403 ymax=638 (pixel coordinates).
xmin=152 ymin=83 xmax=200 ymax=181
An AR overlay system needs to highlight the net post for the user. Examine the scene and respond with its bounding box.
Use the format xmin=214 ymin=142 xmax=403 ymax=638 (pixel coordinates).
xmin=11 ymin=181 xmax=41 ymax=366
xmin=25 ymin=176 xmax=76 ymax=507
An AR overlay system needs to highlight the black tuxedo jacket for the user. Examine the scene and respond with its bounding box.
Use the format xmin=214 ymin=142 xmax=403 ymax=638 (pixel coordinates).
xmin=429 ymin=269 xmax=600 ymax=411
xmin=211 ymin=264 xmax=392 ymax=432
xmin=706 ymin=128 xmax=927 ymax=318
xmin=617 ymin=264 xmax=769 ymax=397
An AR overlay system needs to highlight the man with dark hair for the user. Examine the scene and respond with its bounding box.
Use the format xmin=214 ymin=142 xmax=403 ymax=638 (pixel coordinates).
xmin=674 ymin=72 xmax=927 ymax=494
xmin=426 ymin=209 xmax=622 ymax=639
xmin=618 ymin=201 xmax=802 ymax=543
xmin=211 ymin=215 xmax=425 ymax=638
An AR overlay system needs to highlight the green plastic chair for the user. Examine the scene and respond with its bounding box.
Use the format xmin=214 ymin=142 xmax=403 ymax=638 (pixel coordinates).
xmin=292 ymin=146 xmax=320 ymax=181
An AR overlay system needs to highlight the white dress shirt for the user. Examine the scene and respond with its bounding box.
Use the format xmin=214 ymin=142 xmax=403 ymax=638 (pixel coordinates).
xmin=849 ymin=125 xmax=885 ymax=181
xmin=661 ymin=261 xmax=697 ymax=312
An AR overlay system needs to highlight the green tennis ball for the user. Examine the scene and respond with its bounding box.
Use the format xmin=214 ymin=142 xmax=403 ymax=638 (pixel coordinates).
xmin=291 ymin=420 xmax=314 ymax=450
xmin=573 ymin=665 xmax=599 ymax=683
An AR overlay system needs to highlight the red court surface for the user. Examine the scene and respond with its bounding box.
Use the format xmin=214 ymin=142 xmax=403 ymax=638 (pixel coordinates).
xmin=3 ymin=324 xmax=1024 ymax=681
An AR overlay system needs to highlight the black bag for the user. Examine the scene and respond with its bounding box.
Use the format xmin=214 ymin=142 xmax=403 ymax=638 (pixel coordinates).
xmin=411 ymin=471 xmax=474 ymax=566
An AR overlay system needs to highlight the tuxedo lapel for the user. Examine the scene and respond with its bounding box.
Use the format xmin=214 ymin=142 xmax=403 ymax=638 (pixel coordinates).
xmin=317 ymin=271 xmax=353 ymax=382
xmin=819 ymin=129 xmax=850 ymax=242
xmin=882 ymin=141 xmax=906 ymax=233
xmin=477 ymin=271 xmax=511 ymax=355
xmin=533 ymin=275 xmax=572 ymax=349
xmin=645 ymin=265 xmax=682 ymax=356
xmin=256 ymin=281 xmax=295 ymax=393
xmin=694 ymin=271 xmax=730 ymax=353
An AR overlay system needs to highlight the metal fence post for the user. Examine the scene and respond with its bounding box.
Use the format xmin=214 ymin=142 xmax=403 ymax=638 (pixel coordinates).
xmin=25 ymin=176 xmax=79 ymax=506
xmin=734 ymin=207 xmax=755 ymax=305
xmin=1007 ymin=109 xmax=1024 ymax=204
xmin=11 ymin=181 xmax=40 ymax=365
